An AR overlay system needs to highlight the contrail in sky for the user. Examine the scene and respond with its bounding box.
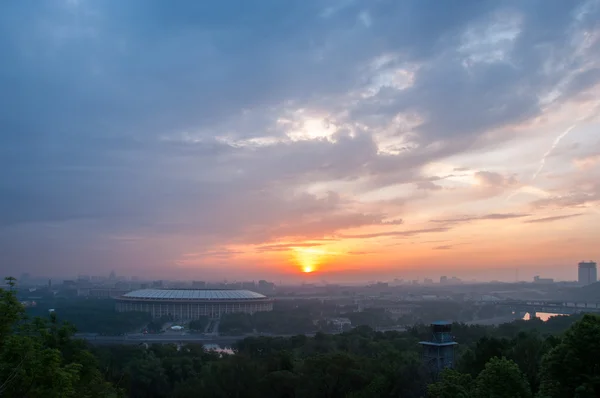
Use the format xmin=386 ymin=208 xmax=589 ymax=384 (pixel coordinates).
xmin=506 ymin=102 xmax=600 ymax=202
xmin=529 ymin=101 xmax=600 ymax=182
xmin=530 ymin=123 xmax=578 ymax=181
xmin=504 ymin=123 xmax=579 ymax=201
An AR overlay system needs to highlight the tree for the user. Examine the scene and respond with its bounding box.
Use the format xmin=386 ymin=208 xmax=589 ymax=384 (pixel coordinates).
xmin=538 ymin=314 xmax=600 ymax=397
xmin=458 ymin=336 xmax=510 ymax=376
xmin=0 ymin=277 xmax=22 ymax=345
xmin=506 ymin=331 xmax=547 ymax=393
xmin=474 ymin=357 xmax=531 ymax=398
xmin=188 ymin=317 xmax=208 ymax=332
xmin=297 ymin=352 xmax=370 ymax=398
xmin=0 ymin=277 xmax=121 ymax=398
xmin=428 ymin=369 xmax=474 ymax=398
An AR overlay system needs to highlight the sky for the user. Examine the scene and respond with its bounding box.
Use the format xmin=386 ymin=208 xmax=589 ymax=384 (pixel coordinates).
xmin=1 ymin=0 xmax=599 ymax=283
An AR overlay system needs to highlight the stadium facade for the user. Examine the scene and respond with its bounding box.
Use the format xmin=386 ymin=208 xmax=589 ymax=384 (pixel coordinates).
xmin=115 ymin=289 xmax=273 ymax=320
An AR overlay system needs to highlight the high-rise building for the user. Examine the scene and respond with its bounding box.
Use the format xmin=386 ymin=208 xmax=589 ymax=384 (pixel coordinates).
xmin=578 ymin=261 xmax=597 ymax=285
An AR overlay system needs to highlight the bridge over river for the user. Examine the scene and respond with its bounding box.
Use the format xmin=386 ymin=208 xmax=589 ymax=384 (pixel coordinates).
xmin=490 ymin=300 xmax=600 ymax=318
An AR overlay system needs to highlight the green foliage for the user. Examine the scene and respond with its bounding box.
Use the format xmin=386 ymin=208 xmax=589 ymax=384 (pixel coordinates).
xmin=146 ymin=315 xmax=172 ymax=333
xmin=254 ymin=308 xmax=316 ymax=334
xmin=26 ymin=298 xmax=151 ymax=335
xmin=219 ymin=313 xmax=254 ymax=335
xmin=218 ymin=305 xmax=317 ymax=335
xmin=188 ymin=316 xmax=209 ymax=331
xmin=538 ymin=314 xmax=600 ymax=397
xmin=0 ymin=277 xmax=23 ymax=344
xmin=343 ymin=308 xmax=395 ymax=327
xmin=5 ymin=276 xmax=600 ymax=398
xmin=0 ymin=277 xmax=121 ymax=398
xmin=474 ymin=357 xmax=532 ymax=398
xmin=458 ymin=336 xmax=511 ymax=376
xmin=428 ymin=369 xmax=474 ymax=398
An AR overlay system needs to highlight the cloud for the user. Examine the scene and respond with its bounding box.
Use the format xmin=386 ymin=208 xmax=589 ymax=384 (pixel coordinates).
xmin=255 ymin=242 xmax=325 ymax=252
xmin=416 ymin=181 xmax=443 ymax=191
xmin=474 ymin=171 xmax=519 ymax=188
xmin=1 ymin=0 xmax=600 ymax=275
xmin=431 ymin=213 xmax=530 ymax=224
xmin=381 ymin=218 xmax=404 ymax=225
xmin=183 ymin=248 xmax=244 ymax=258
xmin=573 ymin=153 xmax=600 ymax=170
xmin=432 ymin=245 xmax=453 ymax=250
xmin=524 ymin=213 xmax=584 ymax=223
xmin=532 ymin=193 xmax=600 ymax=209
xmin=340 ymin=227 xmax=451 ymax=239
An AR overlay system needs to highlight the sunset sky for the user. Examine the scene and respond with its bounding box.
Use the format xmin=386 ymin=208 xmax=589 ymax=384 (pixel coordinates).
xmin=1 ymin=0 xmax=599 ymax=282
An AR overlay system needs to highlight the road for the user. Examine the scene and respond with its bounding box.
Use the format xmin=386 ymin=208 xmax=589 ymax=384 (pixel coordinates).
xmin=77 ymin=330 xmax=343 ymax=346
xmin=80 ymin=334 xmax=245 ymax=346
xmin=78 ymin=331 xmax=321 ymax=345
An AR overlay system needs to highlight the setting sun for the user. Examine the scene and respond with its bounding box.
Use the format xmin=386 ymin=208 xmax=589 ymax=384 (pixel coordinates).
xmin=292 ymin=247 xmax=330 ymax=274
xmin=302 ymin=265 xmax=315 ymax=273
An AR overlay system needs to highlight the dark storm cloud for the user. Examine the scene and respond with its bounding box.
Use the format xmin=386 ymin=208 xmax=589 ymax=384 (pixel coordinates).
xmin=1 ymin=0 xmax=599 ymax=275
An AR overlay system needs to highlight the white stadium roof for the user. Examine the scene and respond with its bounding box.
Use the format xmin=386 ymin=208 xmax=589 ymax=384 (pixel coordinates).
xmin=121 ymin=289 xmax=267 ymax=301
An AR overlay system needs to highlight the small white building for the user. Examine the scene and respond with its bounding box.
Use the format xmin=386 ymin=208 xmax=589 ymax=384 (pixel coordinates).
xmin=327 ymin=317 xmax=352 ymax=332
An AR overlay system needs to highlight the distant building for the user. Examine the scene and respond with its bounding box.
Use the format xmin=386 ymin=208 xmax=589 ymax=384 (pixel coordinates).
xmin=152 ymin=280 xmax=164 ymax=288
xmin=578 ymin=261 xmax=597 ymax=285
xmin=257 ymin=280 xmax=275 ymax=293
xmin=327 ymin=317 xmax=352 ymax=332
xmin=533 ymin=276 xmax=554 ymax=284
xmin=384 ymin=304 xmax=419 ymax=320
xmin=480 ymin=295 xmax=502 ymax=302
xmin=20 ymin=273 xmax=31 ymax=284
xmin=82 ymin=288 xmax=132 ymax=298
xmin=440 ymin=276 xmax=448 ymax=284
xmin=115 ymin=289 xmax=273 ymax=320
xmin=20 ymin=300 xmax=37 ymax=308
xmin=192 ymin=281 xmax=206 ymax=289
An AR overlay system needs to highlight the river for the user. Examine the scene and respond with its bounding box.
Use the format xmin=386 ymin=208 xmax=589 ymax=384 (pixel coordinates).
xmin=522 ymin=312 xmax=563 ymax=321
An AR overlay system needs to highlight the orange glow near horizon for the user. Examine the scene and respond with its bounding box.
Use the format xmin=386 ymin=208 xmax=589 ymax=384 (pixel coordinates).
xmin=302 ymin=264 xmax=315 ymax=273
xmin=172 ymin=214 xmax=599 ymax=282
xmin=292 ymin=247 xmax=333 ymax=274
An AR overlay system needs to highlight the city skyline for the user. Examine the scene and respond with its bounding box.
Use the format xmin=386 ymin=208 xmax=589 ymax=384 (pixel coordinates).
xmin=1 ymin=1 xmax=599 ymax=282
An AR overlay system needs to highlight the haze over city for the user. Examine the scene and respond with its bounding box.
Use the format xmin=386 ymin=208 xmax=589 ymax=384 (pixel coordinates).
xmin=1 ymin=0 xmax=599 ymax=283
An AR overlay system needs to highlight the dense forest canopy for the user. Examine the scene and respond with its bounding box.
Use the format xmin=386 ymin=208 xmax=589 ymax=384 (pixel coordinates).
xmin=2 ymin=277 xmax=600 ymax=397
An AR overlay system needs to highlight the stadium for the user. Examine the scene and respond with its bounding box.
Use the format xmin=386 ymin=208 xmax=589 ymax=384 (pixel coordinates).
xmin=115 ymin=289 xmax=273 ymax=320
